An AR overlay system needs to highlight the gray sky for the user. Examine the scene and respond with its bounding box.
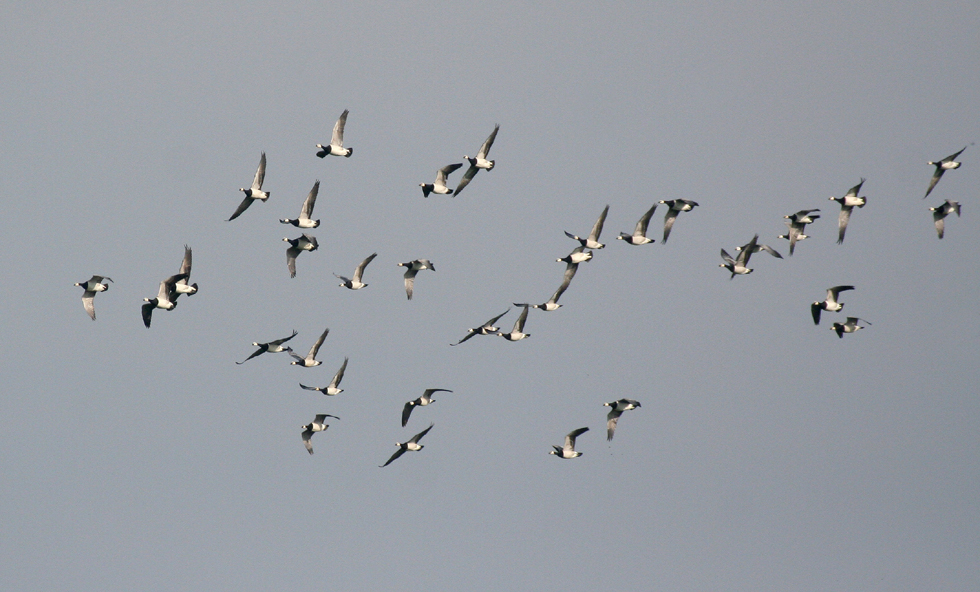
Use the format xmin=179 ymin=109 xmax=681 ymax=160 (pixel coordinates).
xmin=2 ymin=3 xmax=979 ymax=591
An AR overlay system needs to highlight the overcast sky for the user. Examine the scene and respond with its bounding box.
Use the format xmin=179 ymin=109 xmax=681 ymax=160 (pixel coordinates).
xmin=2 ymin=3 xmax=979 ymax=591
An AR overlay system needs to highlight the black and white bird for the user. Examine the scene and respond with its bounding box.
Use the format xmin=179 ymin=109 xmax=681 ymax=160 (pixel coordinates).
xmin=811 ymin=286 xmax=855 ymax=325
xmin=779 ymin=210 xmax=819 ymax=255
xmin=925 ymin=146 xmax=967 ymax=198
xmin=280 ymin=180 xmax=321 ymax=228
xmin=397 ymin=259 xmax=435 ymax=300
xmin=284 ymin=234 xmax=319 ymax=278
xmin=380 ymin=423 xmax=434 ymax=467
xmin=289 ymin=327 xmax=329 ymax=367
xmin=420 ymin=163 xmax=463 ymax=197
xmin=497 ymin=304 xmax=530 ymax=341
xmin=335 ymin=253 xmax=377 ymax=290
xmin=301 ymin=414 xmax=339 ymax=455
xmin=453 ymin=124 xmax=499 ymax=196
xmin=658 ymin=199 xmax=699 ymax=243
xmin=316 ymin=109 xmax=353 ymax=158
xmin=830 ymin=179 xmax=867 ymax=244
xmin=516 ymin=259 xmax=579 ymax=311
xmin=451 ymin=309 xmax=510 ymax=346
xmin=401 ymin=389 xmax=453 ymax=427
xmin=550 ymin=427 xmax=589 ymax=459
xmin=172 ymin=245 xmax=198 ymax=301
xmin=74 ymin=275 xmax=112 ymax=320
xmin=830 ymin=317 xmax=871 ymax=338
xmin=228 ymin=152 xmax=269 ymax=221
xmin=719 ymin=235 xmax=759 ymax=278
xmin=556 ymin=245 xmax=593 ymax=265
xmin=300 ymin=357 xmax=349 ymax=395
xmin=564 ymin=205 xmax=609 ymax=249
xmin=237 ymin=330 xmax=298 ymax=364
xmin=734 ymin=241 xmax=783 ymax=259
xmin=141 ymin=274 xmax=187 ymax=328
xmin=930 ymin=199 xmax=961 ymax=239
xmin=617 ymin=204 xmax=658 ymax=245
xmin=604 ymin=399 xmax=641 ymax=441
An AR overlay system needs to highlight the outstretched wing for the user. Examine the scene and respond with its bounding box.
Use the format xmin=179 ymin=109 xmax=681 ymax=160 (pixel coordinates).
xmin=380 ymin=447 xmax=406 ymax=467
xmin=590 ymin=205 xmax=610 ymax=242
xmin=565 ymin=426 xmax=589 ymax=450
xmin=252 ymin=152 xmax=266 ymax=191
xmin=227 ymin=195 xmax=255 ymax=221
xmin=308 ymin=327 xmax=330 ymax=359
xmin=635 ymin=204 xmax=657 ymax=236
xmin=353 ymin=252 xmax=378 ymax=282
xmin=477 ymin=124 xmax=499 ymax=160
xmin=330 ymin=357 xmax=348 ymax=388
xmin=401 ymin=400 xmax=416 ymax=427
xmin=301 ymin=180 xmax=319 ymax=219
xmin=411 ymin=423 xmax=435 ymax=444
xmin=452 ymin=165 xmax=479 ymax=196
xmin=331 ymin=109 xmax=349 ymax=147
xmin=436 ymin=163 xmax=463 ymax=184
xmin=836 ymin=206 xmax=852 ymax=244
xmin=286 ymin=246 xmax=299 ymax=278
xmin=661 ymin=210 xmax=678 ymax=244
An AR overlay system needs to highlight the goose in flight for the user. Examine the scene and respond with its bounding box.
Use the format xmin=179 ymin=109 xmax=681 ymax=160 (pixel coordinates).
xmin=778 ymin=210 xmax=819 ymax=256
xmin=658 ymin=199 xmax=699 ymax=244
xmin=380 ymin=423 xmax=434 ymax=467
xmin=497 ymin=304 xmax=530 ymax=341
xmin=301 ymin=414 xmax=339 ymax=455
xmin=172 ymin=245 xmax=198 ymax=301
xmin=228 ymin=152 xmax=269 ymax=221
xmin=315 ymin=109 xmax=352 ymax=158
xmin=550 ymin=427 xmax=589 ymax=459
xmin=564 ymin=205 xmax=609 ymax=249
xmin=300 ymin=357 xmax=349 ymax=395
xmin=335 ymin=253 xmax=377 ymax=290
xmin=141 ymin=274 xmax=187 ymax=328
xmin=453 ymin=124 xmax=499 ymax=196
xmin=930 ymin=199 xmax=961 ymax=239
xmin=617 ymin=204 xmax=658 ymax=245
xmin=74 ymin=275 xmax=113 ymax=320
xmin=925 ymin=146 xmax=967 ymax=198
xmin=402 ymin=389 xmax=453 ymax=427
xmin=289 ymin=327 xmax=329 ymax=367
xmin=450 ymin=309 xmax=510 ymax=346
xmin=397 ymin=259 xmax=435 ymax=300
xmin=811 ymin=286 xmax=855 ymax=325
xmin=237 ymin=330 xmax=298 ymax=364
xmin=830 ymin=317 xmax=871 ymax=338
xmin=515 ymin=260 xmax=579 ymax=311
xmin=556 ymin=245 xmax=593 ymax=265
xmin=719 ymin=235 xmax=759 ymax=278
xmin=420 ymin=163 xmax=463 ymax=197
xmin=604 ymin=399 xmax=641 ymax=441
xmin=284 ymin=233 xmax=319 ymax=278
xmin=280 ymin=180 xmax=321 ymax=228
xmin=734 ymin=241 xmax=783 ymax=259
xmin=829 ymin=179 xmax=867 ymax=244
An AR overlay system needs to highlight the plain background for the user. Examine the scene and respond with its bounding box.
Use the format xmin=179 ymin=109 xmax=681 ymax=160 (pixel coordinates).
xmin=1 ymin=3 xmax=978 ymax=591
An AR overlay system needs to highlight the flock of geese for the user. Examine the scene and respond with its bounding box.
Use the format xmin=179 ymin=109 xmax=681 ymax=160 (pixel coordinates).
xmin=73 ymin=111 xmax=969 ymax=463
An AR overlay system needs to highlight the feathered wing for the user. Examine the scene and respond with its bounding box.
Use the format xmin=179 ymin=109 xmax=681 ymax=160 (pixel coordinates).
xmin=302 ymin=428 xmax=314 ymax=454
xmin=141 ymin=302 xmax=154 ymax=328
xmin=811 ymin=302 xmax=822 ymax=325
xmin=514 ymin=304 xmax=529 ymax=332
xmin=635 ymin=204 xmax=657 ymax=237
xmin=477 ymin=124 xmax=499 ymax=160
xmin=301 ymin=181 xmax=319 ymax=219
xmin=308 ymin=327 xmax=329 ymax=360
xmin=236 ymin=345 xmax=268 ymax=365
xmin=353 ymin=253 xmax=378 ymax=282
xmin=252 ymin=152 xmax=266 ymax=191
xmin=410 ymin=423 xmax=434 ymax=444
xmin=380 ymin=447 xmax=406 ymax=467
xmin=82 ymin=292 xmax=97 ymax=320
xmin=331 ymin=110 xmax=349 ymax=147
xmin=925 ymin=167 xmax=945 ymax=199
xmin=286 ymin=246 xmax=299 ymax=278
xmin=452 ymin=165 xmax=479 ymax=196
xmin=403 ymin=268 xmax=418 ymax=300
xmin=606 ymin=410 xmax=623 ymax=441
xmin=564 ymin=427 xmax=589 ymax=451
xmin=590 ymin=205 xmax=609 ymax=242
xmin=330 ymin=357 xmax=348 ymax=389
xmin=836 ymin=206 xmax=852 ymax=244
xmin=661 ymin=210 xmax=678 ymax=244
xmin=227 ymin=195 xmax=255 ymax=221
xmin=179 ymin=245 xmax=193 ymax=277
xmin=401 ymin=401 xmax=416 ymax=427
xmin=933 ymin=209 xmax=946 ymax=239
